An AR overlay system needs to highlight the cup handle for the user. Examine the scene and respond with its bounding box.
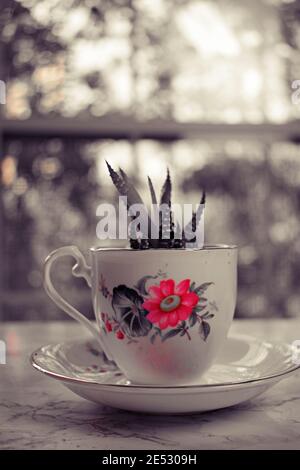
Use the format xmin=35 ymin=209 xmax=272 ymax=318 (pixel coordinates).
xmin=44 ymin=245 xmax=113 ymax=360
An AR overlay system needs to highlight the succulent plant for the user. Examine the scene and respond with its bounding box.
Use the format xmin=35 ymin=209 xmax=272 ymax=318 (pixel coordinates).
xmin=106 ymin=161 xmax=205 ymax=249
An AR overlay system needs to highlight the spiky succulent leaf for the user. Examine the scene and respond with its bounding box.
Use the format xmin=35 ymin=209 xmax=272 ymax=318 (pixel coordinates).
xmin=200 ymin=189 xmax=206 ymax=205
xmin=183 ymin=189 xmax=205 ymax=245
xmin=173 ymin=220 xmax=181 ymax=239
xmin=106 ymin=161 xmax=129 ymax=197
xmin=147 ymin=176 xmax=157 ymax=205
xmin=107 ymin=162 xmax=146 ymax=210
xmin=158 ymin=169 xmax=172 ymax=247
xmin=160 ymin=169 xmax=172 ymax=207
xmin=147 ymin=176 xmax=160 ymax=248
xmin=107 ymin=162 xmax=153 ymax=241
xmin=160 ymin=205 xmax=172 ymax=240
xmin=119 ymin=167 xmax=130 ymax=183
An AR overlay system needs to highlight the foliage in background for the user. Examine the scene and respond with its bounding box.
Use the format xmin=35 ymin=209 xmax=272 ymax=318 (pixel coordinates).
xmin=1 ymin=0 xmax=299 ymax=121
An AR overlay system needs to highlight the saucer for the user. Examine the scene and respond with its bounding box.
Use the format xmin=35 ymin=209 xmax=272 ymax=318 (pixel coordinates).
xmin=31 ymin=334 xmax=299 ymax=414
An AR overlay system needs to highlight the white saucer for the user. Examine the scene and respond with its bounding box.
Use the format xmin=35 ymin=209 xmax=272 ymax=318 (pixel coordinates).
xmin=31 ymin=334 xmax=299 ymax=414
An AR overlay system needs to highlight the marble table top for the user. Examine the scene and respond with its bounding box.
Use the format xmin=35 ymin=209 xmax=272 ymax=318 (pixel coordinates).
xmin=1 ymin=319 xmax=300 ymax=450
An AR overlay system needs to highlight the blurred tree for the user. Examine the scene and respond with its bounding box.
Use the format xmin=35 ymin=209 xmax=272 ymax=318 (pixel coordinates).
xmin=1 ymin=0 xmax=293 ymax=121
xmin=182 ymin=151 xmax=300 ymax=318
xmin=0 ymin=0 xmax=65 ymax=117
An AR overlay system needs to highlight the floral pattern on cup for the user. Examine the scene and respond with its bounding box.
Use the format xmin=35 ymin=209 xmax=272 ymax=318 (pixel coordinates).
xmin=142 ymin=279 xmax=199 ymax=330
xmin=99 ymin=274 xmax=216 ymax=344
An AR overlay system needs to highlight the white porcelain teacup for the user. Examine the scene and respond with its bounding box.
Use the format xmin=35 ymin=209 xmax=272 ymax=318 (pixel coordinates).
xmin=44 ymin=245 xmax=237 ymax=385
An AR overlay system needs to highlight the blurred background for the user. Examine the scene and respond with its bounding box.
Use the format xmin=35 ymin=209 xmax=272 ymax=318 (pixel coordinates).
xmin=1 ymin=0 xmax=300 ymax=322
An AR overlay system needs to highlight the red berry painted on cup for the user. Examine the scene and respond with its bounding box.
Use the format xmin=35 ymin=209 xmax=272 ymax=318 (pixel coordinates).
xmin=116 ymin=330 xmax=124 ymax=340
xmin=105 ymin=321 xmax=112 ymax=332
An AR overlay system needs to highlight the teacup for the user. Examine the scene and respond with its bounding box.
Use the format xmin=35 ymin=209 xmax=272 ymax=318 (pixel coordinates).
xmin=44 ymin=245 xmax=237 ymax=385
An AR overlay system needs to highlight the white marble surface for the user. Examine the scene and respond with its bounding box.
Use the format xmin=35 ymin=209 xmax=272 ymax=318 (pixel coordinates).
xmin=1 ymin=320 xmax=300 ymax=450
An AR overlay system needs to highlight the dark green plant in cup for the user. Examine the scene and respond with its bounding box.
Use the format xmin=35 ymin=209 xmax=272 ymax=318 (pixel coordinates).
xmin=106 ymin=162 xmax=205 ymax=249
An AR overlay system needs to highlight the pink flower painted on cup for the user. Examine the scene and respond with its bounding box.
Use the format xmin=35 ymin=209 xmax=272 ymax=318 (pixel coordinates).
xmin=142 ymin=279 xmax=199 ymax=330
